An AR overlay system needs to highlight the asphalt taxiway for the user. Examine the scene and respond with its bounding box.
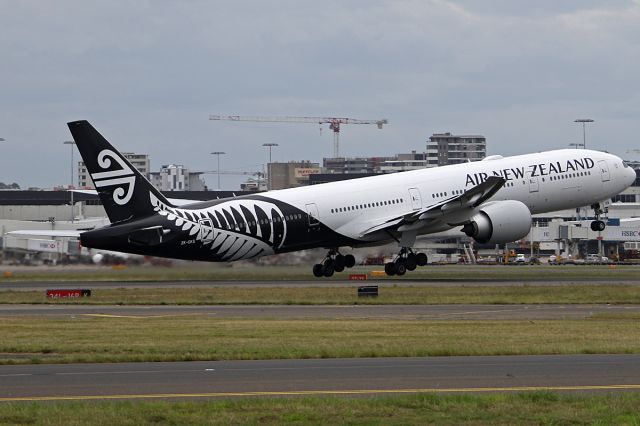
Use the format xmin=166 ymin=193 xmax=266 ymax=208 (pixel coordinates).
xmin=3 ymin=278 xmax=640 ymax=291
xmin=2 ymin=275 xmax=639 ymax=402
xmin=2 ymin=355 xmax=640 ymax=401
xmin=1 ymin=303 xmax=639 ymax=320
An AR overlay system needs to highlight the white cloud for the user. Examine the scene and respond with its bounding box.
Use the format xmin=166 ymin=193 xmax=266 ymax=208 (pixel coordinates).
xmin=0 ymin=0 xmax=638 ymax=188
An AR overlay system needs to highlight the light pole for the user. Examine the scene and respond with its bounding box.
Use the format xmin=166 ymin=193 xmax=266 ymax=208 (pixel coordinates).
xmin=262 ymin=143 xmax=278 ymax=190
xmin=63 ymin=140 xmax=76 ymax=222
xmin=210 ymin=151 xmax=225 ymax=190
xmin=574 ymin=119 xmax=594 ymax=149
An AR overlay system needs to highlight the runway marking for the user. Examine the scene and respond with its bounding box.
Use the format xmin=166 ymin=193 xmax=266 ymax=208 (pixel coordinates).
xmin=3 ymin=384 xmax=640 ymax=402
xmin=80 ymin=314 xmax=156 ymax=319
xmin=79 ymin=314 xmax=192 ymax=319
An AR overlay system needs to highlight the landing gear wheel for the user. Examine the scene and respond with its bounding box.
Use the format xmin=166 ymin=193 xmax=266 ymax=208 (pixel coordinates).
xmin=313 ymin=249 xmax=355 ymax=278
xmin=386 ymin=248 xmax=426 ymax=276
xmin=313 ymin=264 xmax=324 ymax=278
xmin=344 ymin=254 xmax=356 ymax=268
xmin=323 ymin=262 xmax=335 ymax=277
xmin=405 ymin=253 xmax=417 ymax=271
xmin=333 ymin=255 xmax=345 ymax=272
xmin=385 ymin=262 xmax=397 ymax=276
xmin=590 ymin=203 xmax=607 ymax=232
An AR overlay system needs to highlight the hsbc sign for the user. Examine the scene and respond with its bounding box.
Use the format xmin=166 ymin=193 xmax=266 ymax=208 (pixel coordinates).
xmin=611 ymin=227 xmax=640 ymax=241
xmin=621 ymin=230 xmax=640 ymax=238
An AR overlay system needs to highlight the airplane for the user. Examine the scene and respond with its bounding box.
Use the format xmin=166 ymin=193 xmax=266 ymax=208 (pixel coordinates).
xmin=68 ymin=120 xmax=636 ymax=277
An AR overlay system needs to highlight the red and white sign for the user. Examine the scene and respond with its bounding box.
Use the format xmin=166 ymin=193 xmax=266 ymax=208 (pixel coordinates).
xmin=26 ymin=239 xmax=61 ymax=253
xmin=349 ymin=274 xmax=368 ymax=281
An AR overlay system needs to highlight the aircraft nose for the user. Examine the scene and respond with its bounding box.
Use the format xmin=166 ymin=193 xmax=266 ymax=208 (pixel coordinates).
xmin=628 ymin=167 xmax=637 ymax=185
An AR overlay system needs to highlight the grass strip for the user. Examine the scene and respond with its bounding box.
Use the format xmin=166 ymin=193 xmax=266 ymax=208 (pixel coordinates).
xmin=1 ymin=392 xmax=640 ymax=425
xmin=2 ymin=284 xmax=640 ymax=305
xmin=2 ymin=264 xmax=640 ymax=282
xmin=1 ymin=316 xmax=640 ymax=364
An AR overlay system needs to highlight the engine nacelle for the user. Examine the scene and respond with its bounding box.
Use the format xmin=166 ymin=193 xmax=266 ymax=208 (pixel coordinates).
xmin=461 ymin=200 xmax=532 ymax=244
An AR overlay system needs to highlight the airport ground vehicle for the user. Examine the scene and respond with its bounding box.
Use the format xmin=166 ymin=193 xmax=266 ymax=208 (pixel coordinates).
xmin=586 ymin=254 xmax=611 ymax=264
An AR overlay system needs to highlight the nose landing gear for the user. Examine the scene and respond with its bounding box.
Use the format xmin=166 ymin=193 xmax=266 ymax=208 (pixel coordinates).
xmin=312 ymin=249 xmax=356 ymax=278
xmin=590 ymin=203 xmax=607 ymax=232
xmin=384 ymin=248 xmax=428 ymax=276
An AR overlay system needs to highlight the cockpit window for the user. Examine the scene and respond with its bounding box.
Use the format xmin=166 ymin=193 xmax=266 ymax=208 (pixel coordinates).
xmin=623 ymin=161 xmax=630 ymax=168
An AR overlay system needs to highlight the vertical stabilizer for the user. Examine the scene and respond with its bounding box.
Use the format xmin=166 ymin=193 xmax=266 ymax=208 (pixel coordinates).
xmin=67 ymin=120 xmax=173 ymax=223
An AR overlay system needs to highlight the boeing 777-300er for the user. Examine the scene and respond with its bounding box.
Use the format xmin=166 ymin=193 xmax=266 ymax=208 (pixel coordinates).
xmin=69 ymin=120 xmax=636 ymax=277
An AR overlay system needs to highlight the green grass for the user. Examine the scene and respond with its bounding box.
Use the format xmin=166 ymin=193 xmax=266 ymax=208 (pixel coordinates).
xmin=1 ymin=264 xmax=640 ymax=282
xmin=2 ymin=284 xmax=640 ymax=305
xmin=1 ymin=392 xmax=640 ymax=425
xmin=2 ymin=316 xmax=640 ymax=364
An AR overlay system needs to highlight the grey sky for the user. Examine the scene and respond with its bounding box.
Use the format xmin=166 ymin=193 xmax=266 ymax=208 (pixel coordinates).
xmin=1 ymin=0 xmax=639 ymax=189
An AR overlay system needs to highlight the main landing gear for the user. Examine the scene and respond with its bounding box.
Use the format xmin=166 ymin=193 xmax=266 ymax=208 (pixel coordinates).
xmin=590 ymin=203 xmax=606 ymax=232
xmin=313 ymin=249 xmax=356 ymax=278
xmin=384 ymin=248 xmax=428 ymax=276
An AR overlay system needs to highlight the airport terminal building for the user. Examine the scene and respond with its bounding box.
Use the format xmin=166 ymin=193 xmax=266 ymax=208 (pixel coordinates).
xmin=2 ymin=156 xmax=639 ymax=264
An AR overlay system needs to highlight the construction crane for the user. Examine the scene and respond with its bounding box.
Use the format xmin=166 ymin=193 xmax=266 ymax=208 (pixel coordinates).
xmin=209 ymin=115 xmax=388 ymax=158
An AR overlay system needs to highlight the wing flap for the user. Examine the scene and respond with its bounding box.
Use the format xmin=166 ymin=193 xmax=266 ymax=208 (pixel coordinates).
xmin=418 ymin=176 xmax=504 ymax=220
xmin=359 ymin=176 xmax=505 ymax=237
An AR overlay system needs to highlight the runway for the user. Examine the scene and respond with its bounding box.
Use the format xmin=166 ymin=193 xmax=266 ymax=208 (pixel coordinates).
xmin=2 ymin=276 xmax=639 ymax=402
xmin=2 ymin=303 xmax=639 ymax=320
xmin=2 ymin=355 xmax=640 ymax=401
xmin=3 ymin=278 xmax=640 ymax=291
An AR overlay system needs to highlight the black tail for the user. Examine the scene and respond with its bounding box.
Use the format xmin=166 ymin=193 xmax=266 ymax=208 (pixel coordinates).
xmin=67 ymin=120 xmax=174 ymax=223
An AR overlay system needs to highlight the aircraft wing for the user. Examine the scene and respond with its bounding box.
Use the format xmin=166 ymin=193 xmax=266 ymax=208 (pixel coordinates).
xmin=359 ymin=176 xmax=505 ymax=237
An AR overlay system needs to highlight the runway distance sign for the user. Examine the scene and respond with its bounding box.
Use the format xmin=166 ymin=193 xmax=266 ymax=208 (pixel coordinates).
xmin=46 ymin=289 xmax=92 ymax=298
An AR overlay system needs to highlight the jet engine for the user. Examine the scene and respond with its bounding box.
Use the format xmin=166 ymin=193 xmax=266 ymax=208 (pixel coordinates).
xmin=461 ymin=200 xmax=532 ymax=244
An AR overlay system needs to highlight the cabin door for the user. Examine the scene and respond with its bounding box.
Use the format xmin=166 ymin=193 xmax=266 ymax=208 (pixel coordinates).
xmin=305 ymin=203 xmax=320 ymax=226
xmin=408 ymin=188 xmax=422 ymax=211
xmin=598 ymin=160 xmax=610 ymax=182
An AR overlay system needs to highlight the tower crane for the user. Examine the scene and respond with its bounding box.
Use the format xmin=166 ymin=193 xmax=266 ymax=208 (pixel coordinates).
xmin=209 ymin=115 xmax=388 ymax=158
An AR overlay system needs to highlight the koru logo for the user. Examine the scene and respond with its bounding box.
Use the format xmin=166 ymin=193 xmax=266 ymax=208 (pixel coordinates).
xmin=92 ymin=149 xmax=136 ymax=205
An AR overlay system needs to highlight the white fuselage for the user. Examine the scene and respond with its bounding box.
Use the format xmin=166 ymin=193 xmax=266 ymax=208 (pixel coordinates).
xmin=265 ymin=149 xmax=635 ymax=243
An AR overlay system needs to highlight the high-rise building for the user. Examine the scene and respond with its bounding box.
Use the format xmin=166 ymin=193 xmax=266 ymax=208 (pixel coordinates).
xmin=323 ymin=157 xmax=393 ymax=174
xmin=78 ymin=153 xmax=150 ymax=189
xmin=427 ymin=132 xmax=486 ymax=165
xmin=150 ymin=164 xmax=207 ymax=191
xmin=268 ymin=161 xmax=321 ymax=190
xmin=378 ymin=151 xmax=439 ymax=173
